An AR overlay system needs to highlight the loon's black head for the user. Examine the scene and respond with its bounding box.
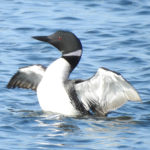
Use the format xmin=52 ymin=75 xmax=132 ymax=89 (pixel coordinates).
xmin=32 ymin=30 xmax=82 ymax=55
xmin=33 ymin=30 xmax=82 ymax=70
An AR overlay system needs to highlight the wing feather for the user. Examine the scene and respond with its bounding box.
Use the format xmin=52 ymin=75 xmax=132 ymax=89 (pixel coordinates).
xmin=75 ymin=67 xmax=141 ymax=115
xmin=7 ymin=65 xmax=46 ymax=91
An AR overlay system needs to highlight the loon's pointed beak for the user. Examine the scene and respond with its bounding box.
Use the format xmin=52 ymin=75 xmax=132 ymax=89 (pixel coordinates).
xmin=32 ymin=36 xmax=50 ymax=43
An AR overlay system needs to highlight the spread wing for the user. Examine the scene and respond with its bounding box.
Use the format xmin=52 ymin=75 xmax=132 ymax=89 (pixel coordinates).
xmin=75 ymin=67 xmax=141 ymax=115
xmin=7 ymin=65 xmax=46 ymax=91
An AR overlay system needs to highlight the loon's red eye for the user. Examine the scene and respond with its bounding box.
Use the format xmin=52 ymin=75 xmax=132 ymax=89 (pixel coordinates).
xmin=58 ymin=36 xmax=62 ymax=40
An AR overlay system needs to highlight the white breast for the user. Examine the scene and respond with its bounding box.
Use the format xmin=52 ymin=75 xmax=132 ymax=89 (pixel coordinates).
xmin=37 ymin=58 xmax=78 ymax=116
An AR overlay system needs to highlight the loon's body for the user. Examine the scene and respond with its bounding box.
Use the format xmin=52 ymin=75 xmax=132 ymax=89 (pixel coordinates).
xmin=37 ymin=58 xmax=78 ymax=115
xmin=7 ymin=31 xmax=141 ymax=116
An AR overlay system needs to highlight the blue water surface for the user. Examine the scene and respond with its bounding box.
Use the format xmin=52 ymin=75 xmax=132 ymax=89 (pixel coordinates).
xmin=1 ymin=0 xmax=150 ymax=149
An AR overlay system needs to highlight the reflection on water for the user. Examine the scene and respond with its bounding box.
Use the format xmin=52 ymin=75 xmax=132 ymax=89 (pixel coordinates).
xmin=32 ymin=112 xmax=139 ymax=149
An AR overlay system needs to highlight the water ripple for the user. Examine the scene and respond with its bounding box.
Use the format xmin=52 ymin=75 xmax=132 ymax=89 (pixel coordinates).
xmin=1 ymin=0 xmax=150 ymax=149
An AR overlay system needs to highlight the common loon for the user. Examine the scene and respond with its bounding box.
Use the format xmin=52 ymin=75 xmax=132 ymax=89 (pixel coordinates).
xmin=7 ymin=30 xmax=141 ymax=116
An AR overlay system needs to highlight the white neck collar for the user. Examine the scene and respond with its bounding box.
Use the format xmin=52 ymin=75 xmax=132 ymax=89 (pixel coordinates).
xmin=63 ymin=49 xmax=82 ymax=57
